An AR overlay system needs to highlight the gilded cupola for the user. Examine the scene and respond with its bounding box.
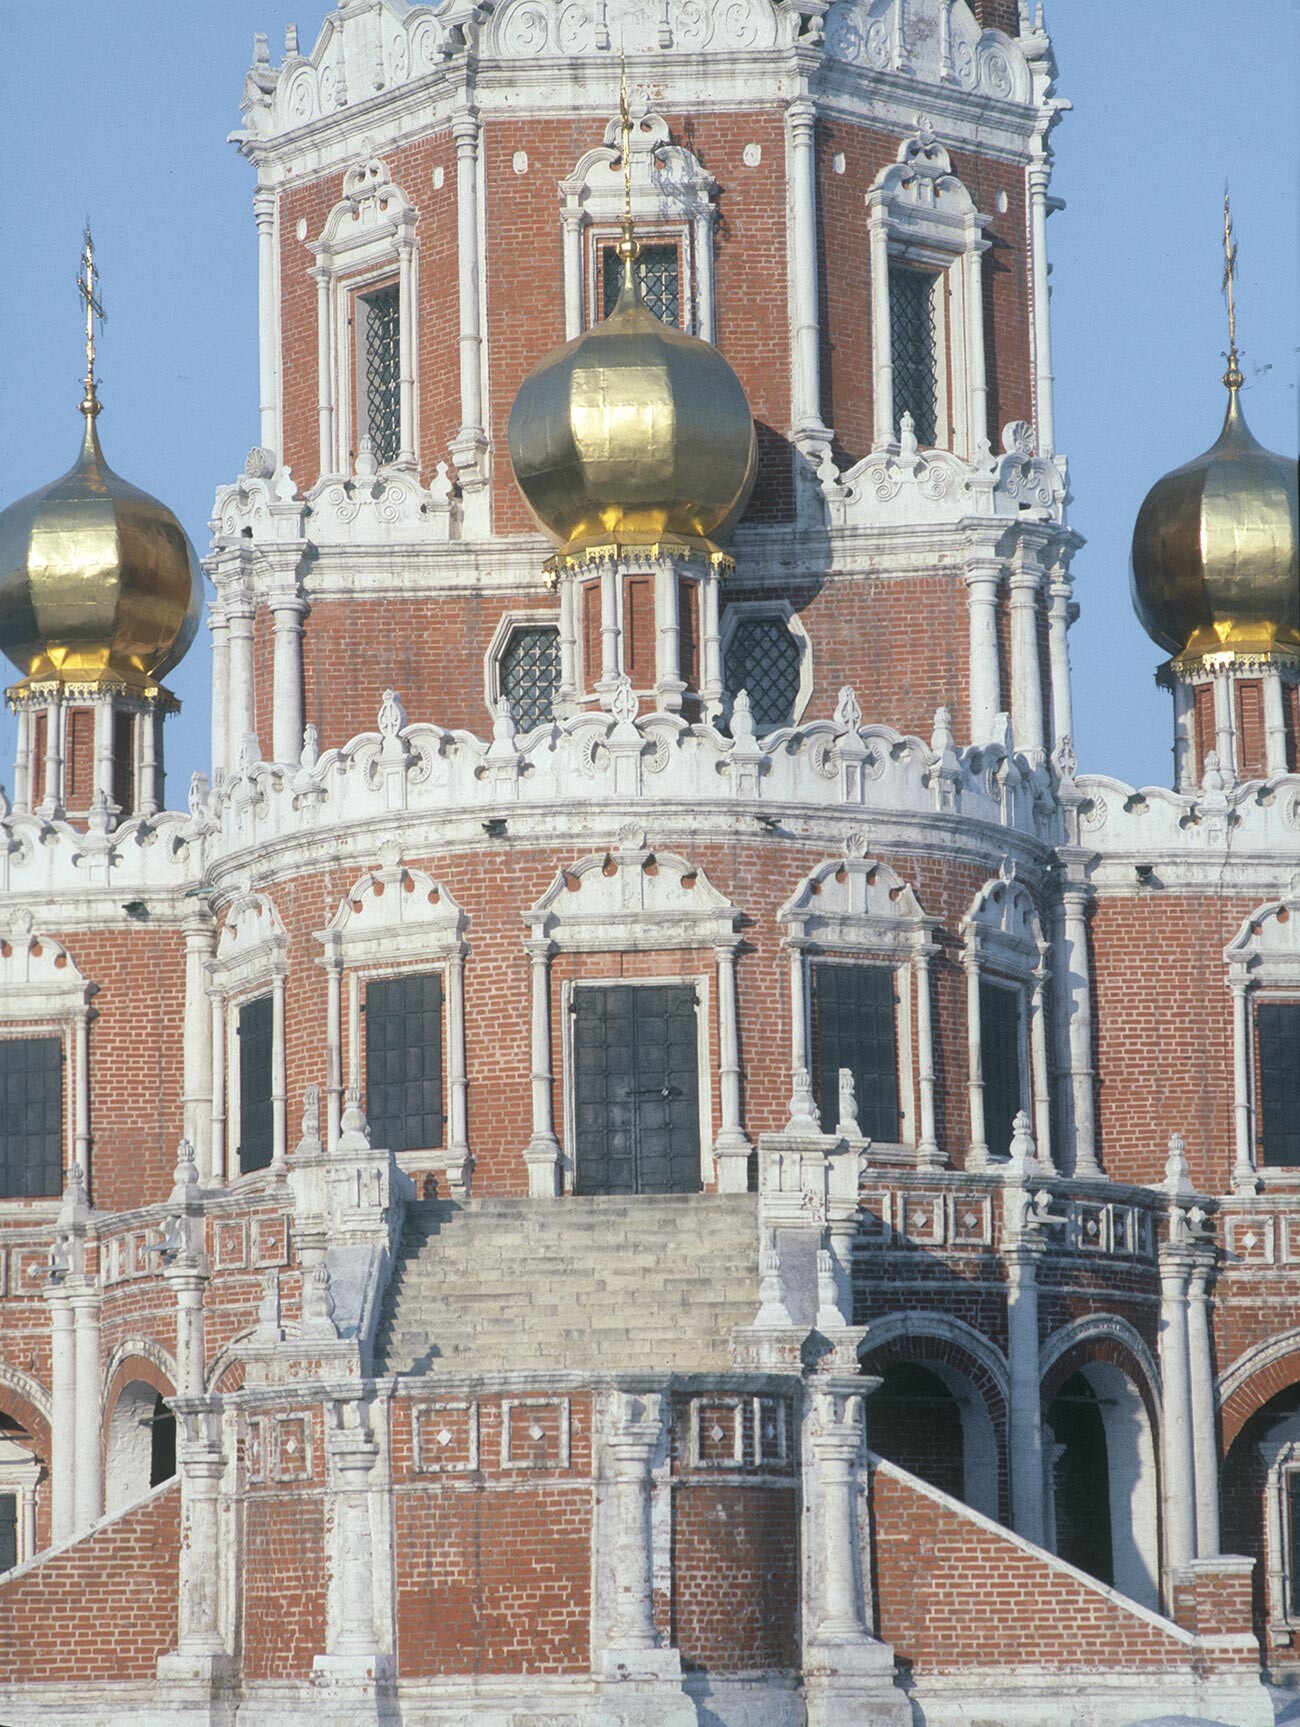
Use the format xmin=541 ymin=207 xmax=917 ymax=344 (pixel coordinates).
xmin=1130 ymin=206 xmax=1299 ymax=670
xmin=507 ymin=92 xmax=756 ymax=568
xmin=0 ymin=237 xmax=202 ymax=699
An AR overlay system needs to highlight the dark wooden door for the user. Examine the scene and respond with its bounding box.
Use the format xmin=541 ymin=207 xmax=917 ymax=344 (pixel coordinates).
xmin=572 ymin=984 xmax=701 ymax=1195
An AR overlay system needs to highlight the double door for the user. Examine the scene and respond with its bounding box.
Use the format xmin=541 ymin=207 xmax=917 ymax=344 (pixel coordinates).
xmin=572 ymin=984 xmax=701 ymax=1195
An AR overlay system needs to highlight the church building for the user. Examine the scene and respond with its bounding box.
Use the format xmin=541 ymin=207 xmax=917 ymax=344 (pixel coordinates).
xmin=0 ymin=2 xmax=1297 ymax=1723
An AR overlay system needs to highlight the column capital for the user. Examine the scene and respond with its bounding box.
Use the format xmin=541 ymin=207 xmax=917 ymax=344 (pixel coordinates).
xmin=786 ymin=97 xmax=817 ymax=136
xmin=252 ymin=187 xmax=276 ymax=227
xmin=451 ymin=108 xmax=481 ymax=148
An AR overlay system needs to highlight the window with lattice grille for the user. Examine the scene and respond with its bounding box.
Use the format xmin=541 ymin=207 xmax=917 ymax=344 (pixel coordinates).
xmin=0 ymin=1037 xmax=63 ymax=1199
xmin=979 ymin=979 xmax=1023 ymax=1161
xmin=602 ymin=242 xmax=681 ymax=327
xmin=723 ymin=615 xmax=800 ymax=733
xmin=359 ymin=283 xmax=402 ymax=466
xmin=811 ymin=963 xmax=900 ymax=1142
xmin=500 ymin=625 xmax=561 ymax=731
xmin=889 ymin=266 xmax=939 ymax=446
xmin=365 ymin=972 xmax=444 ymax=1154
xmin=1259 ymin=1001 xmax=1300 ymax=1168
xmin=237 ymin=996 xmax=274 ymax=1175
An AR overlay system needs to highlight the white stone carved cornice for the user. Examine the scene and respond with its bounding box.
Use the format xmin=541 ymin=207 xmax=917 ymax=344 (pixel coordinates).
xmin=833 ymin=418 xmax=1068 ymax=528
xmin=1074 ymin=768 xmax=1300 ymax=888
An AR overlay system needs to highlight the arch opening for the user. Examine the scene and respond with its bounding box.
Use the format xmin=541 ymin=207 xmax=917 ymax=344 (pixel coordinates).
xmin=865 ymin=1356 xmax=999 ymax=1518
xmin=105 ymin=1380 xmax=176 ymax=1515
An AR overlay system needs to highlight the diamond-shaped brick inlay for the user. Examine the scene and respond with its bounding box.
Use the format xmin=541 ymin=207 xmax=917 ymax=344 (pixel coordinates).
xmin=436 ymin=1427 xmax=453 ymax=1448
xmin=1244 ymin=1232 xmax=1259 ymax=1250
xmin=529 ymin=1421 xmax=545 ymax=1443
xmin=710 ymin=1424 xmax=726 ymax=1445
xmin=963 ymin=1212 xmax=978 ymax=1230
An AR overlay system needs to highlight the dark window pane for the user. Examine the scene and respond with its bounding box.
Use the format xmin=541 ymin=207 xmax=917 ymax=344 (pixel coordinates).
xmin=573 ymin=985 xmax=700 ymax=1195
xmin=238 ymin=996 xmax=274 ymax=1174
xmin=365 ymin=972 xmax=444 ymax=1154
xmin=980 ymin=979 xmax=1022 ymax=1161
xmin=1259 ymin=1002 xmax=1300 ymax=1168
xmin=812 ymin=964 xmax=899 ymax=1142
xmin=602 ymin=242 xmax=681 ymax=327
xmin=500 ymin=625 xmax=561 ymax=732
xmin=723 ymin=615 xmax=800 ymax=733
xmin=0 ymin=1036 xmax=63 ymax=1199
xmin=889 ymin=266 xmax=939 ymax=446
xmin=1289 ymin=1472 xmax=1300 ymax=1617
xmin=0 ymin=1492 xmax=16 ymax=1574
xmin=361 ymin=283 xmax=402 ymax=466
xmin=150 ymin=1394 xmax=177 ymax=1488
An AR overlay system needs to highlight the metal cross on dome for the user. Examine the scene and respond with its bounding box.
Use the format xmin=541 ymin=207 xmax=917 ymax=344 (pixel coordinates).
xmin=77 ymin=224 xmax=107 ymax=416
xmin=1221 ymin=188 xmax=1243 ymax=390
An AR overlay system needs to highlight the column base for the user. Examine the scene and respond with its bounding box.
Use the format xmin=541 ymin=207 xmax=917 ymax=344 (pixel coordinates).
xmin=713 ymin=1132 xmax=754 ymax=1194
xmin=311 ymin=1651 xmax=396 ymax=1689
xmin=804 ymin=1638 xmax=910 ymax=1727
xmin=594 ymin=1646 xmax=696 ymax=1725
xmin=157 ymin=1650 xmax=238 ymax=1688
xmin=524 ymin=1136 xmax=563 ymax=1198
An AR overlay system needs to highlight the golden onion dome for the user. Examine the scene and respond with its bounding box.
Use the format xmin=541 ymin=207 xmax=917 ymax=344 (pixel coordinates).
xmin=0 ymin=406 xmax=202 ymax=693
xmin=507 ymin=238 xmax=757 ymax=563
xmin=1130 ymin=376 xmax=1299 ymax=666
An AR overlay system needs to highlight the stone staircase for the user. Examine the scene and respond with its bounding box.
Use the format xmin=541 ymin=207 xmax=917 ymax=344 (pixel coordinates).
xmin=376 ymin=1192 xmax=761 ymax=1377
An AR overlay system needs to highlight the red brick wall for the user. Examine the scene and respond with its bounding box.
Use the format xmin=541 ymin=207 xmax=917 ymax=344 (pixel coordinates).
xmin=972 ymin=0 xmax=1020 ymax=31
xmin=870 ymin=1458 xmax=1223 ymax=1672
xmin=243 ymin=1495 xmax=327 ymax=1679
xmin=0 ymin=1482 xmax=179 ymax=1682
xmin=1090 ymin=892 xmax=1257 ymax=1192
xmin=671 ymin=1484 xmax=798 ymax=1670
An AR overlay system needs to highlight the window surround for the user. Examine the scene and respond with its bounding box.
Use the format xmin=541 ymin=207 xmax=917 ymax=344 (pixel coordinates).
xmin=718 ymin=600 xmax=813 ymax=734
xmin=0 ymin=921 xmax=91 ymax=1212
xmin=318 ymin=861 xmax=469 ymax=1195
xmin=960 ymin=873 xmax=1051 ymax=1173
xmin=559 ymin=973 xmax=713 ymax=1197
xmin=1259 ymin=1420 xmax=1300 ymax=1642
xmin=308 ymin=155 xmax=418 ymax=479
xmin=524 ymin=835 xmax=747 ymax=1197
xmin=866 ymin=123 xmax=991 ymax=459
xmin=351 ymin=275 xmax=403 ymax=469
xmin=208 ymin=890 xmax=289 ymax=1187
xmin=559 ymin=109 xmax=717 ymax=342
xmin=778 ymin=850 xmax=942 ymax=1168
xmin=484 ymin=609 xmax=563 ymax=726
xmin=1226 ymin=897 xmax=1300 ymax=1193
xmin=0 ymin=1436 xmax=40 ymax=1570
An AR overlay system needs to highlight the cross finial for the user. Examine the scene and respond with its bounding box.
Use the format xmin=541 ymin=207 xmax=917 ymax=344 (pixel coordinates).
xmin=1221 ymin=187 xmax=1243 ymax=392
xmin=614 ymin=53 xmax=641 ymax=292
xmin=77 ymin=224 xmax=106 ymax=418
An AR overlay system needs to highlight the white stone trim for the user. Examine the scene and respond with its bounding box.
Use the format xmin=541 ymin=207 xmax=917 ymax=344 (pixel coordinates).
xmin=1255 ymin=1417 xmax=1300 ymax=1641
xmin=483 ymin=608 xmax=563 ymax=725
xmin=960 ymin=871 xmax=1051 ymax=1171
xmin=210 ymin=890 xmax=290 ymax=1181
xmin=0 ymin=920 xmax=93 ymax=1202
xmin=0 ymin=1436 xmax=41 ymax=1568
xmin=1224 ymin=898 xmax=1300 ymax=1193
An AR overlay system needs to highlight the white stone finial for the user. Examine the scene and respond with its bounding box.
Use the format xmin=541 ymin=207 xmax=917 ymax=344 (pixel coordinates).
xmin=1005 ymin=1110 xmax=1040 ymax=1177
xmin=1164 ymin=1131 xmax=1193 ymax=1197
xmin=833 ymin=685 xmax=862 ymax=731
xmin=169 ymin=1139 xmax=201 ymax=1205
xmin=300 ymin=1262 xmax=338 ymax=1339
xmin=337 ymin=1085 xmax=373 ymax=1154
xmin=786 ymin=1065 xmax=822 ymax=1136
xmin=835 ymin=1067 xmax=861 ymax=1139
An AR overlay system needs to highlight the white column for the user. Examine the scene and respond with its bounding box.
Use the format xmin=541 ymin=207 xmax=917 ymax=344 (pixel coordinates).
xmin=445 ymin=948 xmax=470 ymax=1193
xmin=603 ymin=1396 xmax=664 ymax=1662
xmin=786 ymin=99 xmax=825 ymax=440
xmin=71 ymin=1285 xmax=103 ymax=1531
xmin=312 ymin=264 xmax=336 ymax=479
xmin=713 ymin=941 xmax=752 ymax=1193
xmin=12 ymin=706 xmax=31 ymax=814
xmin=254 ymin=188 xmax=279 ymax=456
xmin=786 ymin=939 xmax=810 ymax=1081
xmin=347 ymin=970 xmax=362 ymax=1091
xmin=1230 ymin=971 xmax=1256 ymax=1192
xmin=271 ymin=972 xmax=287 ymax=1168
xmin=524 ymin=938 xmax=561 ymax=1197
xmin=269 ymin=597 xmax=305 ymax=765
xmin=225 ymin=597 xmax=256 ymax=767
xmin=167 ymin=1268 xmax=208 ymax=1400
xmin=1172 ymin=678 xmax=1196 ymax=793
xmin=182 ymin=915 xmax=215 ymax=1178
xmin=654 ymin=557 xmax=683 ymax=712
xmin=94 ymin=697 xmax=115 ymax=805
xmin=701 ymin=567 xmax=723 ymax=720
xmin=46 ymin=1287 xmax=77 ymax=1543
xmin=1159 ymin=1246 xmax=1197 ymax=1581
xmin=1045 ymin=567 xmax=1074 ymax=756
xmin=208 ymin=981 xmax=227 ymax=1187
xmin=963 ymin=932 xmax=989 ymax=1170
xmin=695 ymin=207 xmax=717 ymax=343
xmin=323 ymin=948 xmax=343 ymax=1155
xmin=962 ymin=220 xmax=990 ymax=458
xmin=1030 ymin=950 xmax=1054 ymax=1173
xmin=209 ymin=606 xmax=230 ymax=785
xmin=1060 ymin=885 xmax=1100 ymax=1179
xmin=557 ymin=573 xmax=578 ymax=714
xmin=137 ymin=705 xmax=160 ymax=817
xmin=451 ymin=111 xmax=486 ymax=473
xmin=1027 ymin=154 xmax=1056 ymax=457
xmin=396 ymin=234 xmax=417 ymax=468
xmin=73 ymin=1010 xmax=91 ymax=1184
xmin=314 ymin=1409 xmax=385 ymax=1677
xmin=1187 ymin=1257 xmax=1220 ymax=1559
xmin=599 ymin=559 xmax=620 ymax=691
xmin=964 ymin=556 xmax=1002 ymax=745
xmin=913 ymin=938 xmax=941 ymax=1168
xmin=1263 ymin=668 xmax=1289 ymax=777
xmin=1213 ymin=670 xmax=1236 ymax=780
xmin=166 ymin=1406 xmax=228 ymax=1667
xmin=808 ymin=1390 xmax=871 ymax=1642
xmin=561 ymin=206 xmax=585 ymax=341
xmin=40 ymin=694 xmax=63 ymax=816
xmin=867 ymin=200 xmax=894 ymax=446
xmin=1009 ymin=553 xmax=1046 ymax=763
xmin=1007 ymin=1239 xmax=1045 ymax=1544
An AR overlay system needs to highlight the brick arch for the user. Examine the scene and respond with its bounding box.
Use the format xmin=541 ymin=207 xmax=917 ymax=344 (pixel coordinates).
xmin=1219 ymin=1335 xmax=1300 ymax=1450
xmin=1039 ymin=1319 xmax=1162 ymax=1438
xmin=102 ymin=1341 xmax=178 ymax=1430
xmin=0 ymin=1364 xmax=52 ymax=1449
xmin=205 ymin=1334 xmax=252 ymax=1395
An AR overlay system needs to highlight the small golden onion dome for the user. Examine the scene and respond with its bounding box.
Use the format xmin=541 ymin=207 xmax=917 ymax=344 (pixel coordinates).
xmin=0 ymin=409 xmax=202 ymax=692
xmin=507 ymin=246 xmax=758 ymax=563
xmin=1130 ymin=381 xmax=1299 ymax=665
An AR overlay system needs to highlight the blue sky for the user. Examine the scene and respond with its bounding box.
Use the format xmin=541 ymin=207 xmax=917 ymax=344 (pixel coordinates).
xmin=0 ymin=2 xmax=1296 ymax=799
